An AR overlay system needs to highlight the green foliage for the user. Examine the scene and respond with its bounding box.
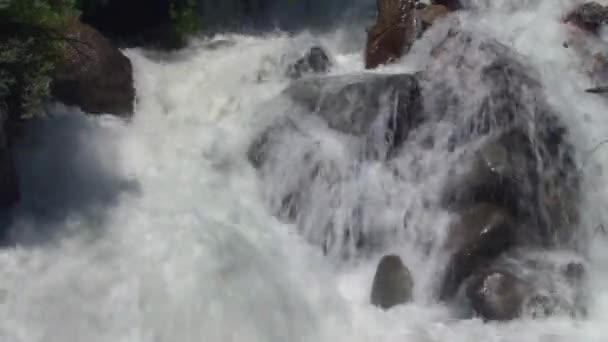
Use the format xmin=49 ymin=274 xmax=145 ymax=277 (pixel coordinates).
xmin=169 ymin=0 xmax=201 ymax=48
xmin=0 ymin=0 xmax=76 ymax=119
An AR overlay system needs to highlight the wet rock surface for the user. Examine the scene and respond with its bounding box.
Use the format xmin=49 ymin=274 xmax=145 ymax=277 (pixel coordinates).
xmin=371 ymin=255 xmax=414 ymax=309
xmin=284 ymin=73 xmax=424 ymax=148
xmin=440 ymin=204 xmax=516 ymax=300
xmin=248 ymin=20 xmax=585 ymax=320
xmin=365 ymin=0 xmax=417 ymax=69
xmin=286 ymin=46 xmax=332 ymax=80
xmin=431 ymin=0 xmax=462 ymax=11
xmin=424 ymin=30 xmax=580 ymax=248
xmin=466 ymin=270 xmax=526 ymax=321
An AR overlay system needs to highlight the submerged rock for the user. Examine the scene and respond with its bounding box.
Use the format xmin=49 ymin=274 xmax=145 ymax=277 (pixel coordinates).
xmin=565 ymin=2 xmax=608 ymax=34
xmin=365 ymin=0 xmax=417 ymax=69
xmin=440 ymin=204 xmax=516 ymax=300
xmin=371 ymin=255 xmax=414 ymax=309
xmin=287 ymin=46 xmax=332 ymax=79
xmin=466 ymin=270 xmax=526 ymax=321
xmin=51 ymin=20 xmax=135 ymax=116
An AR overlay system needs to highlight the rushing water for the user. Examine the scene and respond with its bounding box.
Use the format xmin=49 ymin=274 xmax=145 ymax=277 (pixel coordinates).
xmin=2 ymin=0 xmax=608 ymax=341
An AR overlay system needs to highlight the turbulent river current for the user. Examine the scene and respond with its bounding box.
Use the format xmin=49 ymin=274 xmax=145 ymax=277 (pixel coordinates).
xmin=3 ymin=0 xmax=608 ymax=341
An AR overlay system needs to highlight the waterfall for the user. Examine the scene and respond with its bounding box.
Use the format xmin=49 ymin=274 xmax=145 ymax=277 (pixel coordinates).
xmin=2 ymin=0 xmax=608 ymax=341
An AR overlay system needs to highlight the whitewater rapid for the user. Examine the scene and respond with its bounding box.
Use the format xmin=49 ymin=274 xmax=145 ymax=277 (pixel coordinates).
xmin=2 ymin=0 xmax=608 ymax=341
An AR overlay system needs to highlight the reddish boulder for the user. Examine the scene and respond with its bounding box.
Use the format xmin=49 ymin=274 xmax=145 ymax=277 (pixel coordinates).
xmin=365 ymin=0 xmax=417 ymax=69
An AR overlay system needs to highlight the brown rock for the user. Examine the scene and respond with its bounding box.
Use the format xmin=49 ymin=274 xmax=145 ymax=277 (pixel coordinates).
xmin=51 ymin=20 xmax=135 ymax=116
xmin=365 ymin=0 xmax=417 ymax=69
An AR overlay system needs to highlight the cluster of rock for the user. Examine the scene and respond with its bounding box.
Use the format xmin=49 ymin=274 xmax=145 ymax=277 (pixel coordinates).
xmin=248 ymin=0 xmax=603 ymax=320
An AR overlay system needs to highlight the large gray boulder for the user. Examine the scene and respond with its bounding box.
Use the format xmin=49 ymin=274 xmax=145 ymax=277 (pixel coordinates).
xmin=371 ymin=255 xmax=414 ymax=309
xmin=418 ymin=29 xmax=582 ymax=310
xmin=247 ymin=73 xmax=424 ymax=256
xmin=424 ymin=30 xmax=580 ymax=248
xmin=283 ymin=73 xmax=424 ymax=153
xmin=286 ymin=46 xmax=332 ymax=80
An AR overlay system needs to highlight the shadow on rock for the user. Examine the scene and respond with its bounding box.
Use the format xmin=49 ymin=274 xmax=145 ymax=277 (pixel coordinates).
xmin=1 ymin=108 xmax=140 ymax=246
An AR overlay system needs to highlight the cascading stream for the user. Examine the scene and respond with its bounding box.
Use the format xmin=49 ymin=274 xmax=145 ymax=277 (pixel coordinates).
xmin=1 ymin=0 xmax=608 ymax=341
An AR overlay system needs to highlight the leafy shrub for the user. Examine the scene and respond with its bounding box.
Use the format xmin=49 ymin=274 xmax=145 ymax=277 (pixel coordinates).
xmin=0 ymin=0 xmax=76 ymax=119
xmin=169 ymin=0 xmax=201 ymax=48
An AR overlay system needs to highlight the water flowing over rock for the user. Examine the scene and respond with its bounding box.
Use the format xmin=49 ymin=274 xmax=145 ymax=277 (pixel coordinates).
xmin=250 ymin=72 xmax=424 ymax=168
xmin=440 ymin=204 xmax=516 ymax=301
xmin=286 ymin=46 xmax=332 ymax=80
xmin=248 ymin=73 xmax=425 ymax=256
xmin=466 ymin=270 xmax=527 ymax=321
xmin=423 ymin=29 xmax=580 ymax=248
xmin=283 ymin=73 xmax=424 ymax=148
xmin=415 ymin=28 xmax=583 ymax=311
xmin=51 ymin=20 xmax=135 ymax=117
xmin=250 ymin=24 xmax=582 ymax=270
xmin=370 ymin=255 xmax=414 ymax=309
xmin=565 ymin=2 xmax=608 ymax=34
xmin=365 ymin=0 xmax=417 ymax=69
